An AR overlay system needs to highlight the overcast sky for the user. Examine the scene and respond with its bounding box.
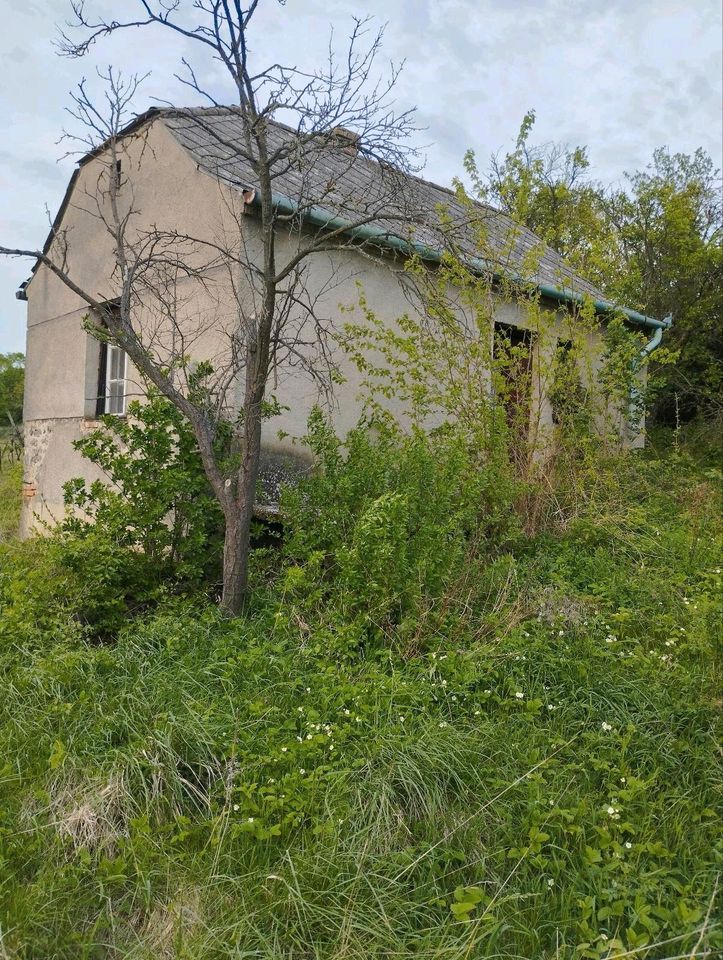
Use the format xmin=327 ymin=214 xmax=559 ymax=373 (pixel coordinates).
xmin=1 ymin=0 xmax=721 ymax=353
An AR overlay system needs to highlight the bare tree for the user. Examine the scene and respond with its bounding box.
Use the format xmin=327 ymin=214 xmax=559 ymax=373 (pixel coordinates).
xmin=2 ymin=1 xmax=423 ymax=614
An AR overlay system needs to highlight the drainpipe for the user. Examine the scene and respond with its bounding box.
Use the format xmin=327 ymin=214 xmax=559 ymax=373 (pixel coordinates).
xmin=629 ymin=313 xmax=672 ymax=433
xmin=640 ymin=313 xmax=672 ymax=358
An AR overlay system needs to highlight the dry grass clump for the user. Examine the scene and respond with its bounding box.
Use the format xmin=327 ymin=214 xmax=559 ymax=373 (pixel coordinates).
xmin=50 ymin=772 xmax=130 ymax=856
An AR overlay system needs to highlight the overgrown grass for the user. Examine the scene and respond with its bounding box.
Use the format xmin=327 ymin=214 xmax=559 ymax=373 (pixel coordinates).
xmin=0 ymin=444 xmax=720 ymax=958
xmin=0 ymin=457 xmax=21 ymax=541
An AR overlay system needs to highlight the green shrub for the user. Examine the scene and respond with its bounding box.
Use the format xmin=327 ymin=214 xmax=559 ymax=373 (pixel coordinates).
xmin=64 ymin=393 xmax=226 ymax=586
xmin=0 ymin=395 xmax=227 ymax=642
xmin=0 ymin=442 xmax=719 ymax=957
xmin=0 ymin=400 xmax=720 ymax=957
xmin=282 ymin=411 xmax=521 ymax=647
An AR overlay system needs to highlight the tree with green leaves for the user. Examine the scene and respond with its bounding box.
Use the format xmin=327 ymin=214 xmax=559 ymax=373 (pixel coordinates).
xmin=469 ymin=110 xmax=620 ymax=291
xmin=472 ymin=113 xmax=722 ymax=424
xmin=605 ymin=148 xmax=722 ymax=422
xmin=0 ymin=353 xmax=24 ymax=425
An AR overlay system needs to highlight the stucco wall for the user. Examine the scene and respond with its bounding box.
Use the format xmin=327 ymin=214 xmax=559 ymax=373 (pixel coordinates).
xmin=20 ymin=116 xmax=631 ymax=535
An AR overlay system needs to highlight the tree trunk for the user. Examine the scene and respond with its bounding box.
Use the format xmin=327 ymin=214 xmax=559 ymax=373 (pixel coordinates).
xmin=219 ymin=375 xmax=265 ymax=616
xmin=218 ymin=122 xmax=275 ymax=617
xmin=220 ymin=511 xmax=248 ymax=615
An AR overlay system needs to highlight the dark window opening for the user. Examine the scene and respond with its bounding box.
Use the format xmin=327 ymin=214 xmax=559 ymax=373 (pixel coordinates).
xmin=551 ymin=340 xmax=573 ymax=426
xmin=493 ymin=323 xmax=534 ymax=414
xmin=492 ymin=322 xmax=535 ymax=463
xmin=550 ymin=338 xmax=587 ymax=429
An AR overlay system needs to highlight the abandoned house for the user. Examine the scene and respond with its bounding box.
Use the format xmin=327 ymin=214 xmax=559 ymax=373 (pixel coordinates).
xmin=16 ymin=107 xmax=671 ymax=535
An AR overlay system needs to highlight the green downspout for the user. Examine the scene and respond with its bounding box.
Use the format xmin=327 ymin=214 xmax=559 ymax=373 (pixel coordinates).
xmin=629 ymin=313 xmax=673 ymax=428
xmin=640 ymin=315 xmax=673 ymax=356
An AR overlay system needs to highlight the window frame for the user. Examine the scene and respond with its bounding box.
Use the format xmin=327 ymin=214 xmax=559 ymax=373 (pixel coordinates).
xmin=92 ymin=301 xmax=127 ymax=417
xmin=104 ymin=342 xmax=128 ymax=416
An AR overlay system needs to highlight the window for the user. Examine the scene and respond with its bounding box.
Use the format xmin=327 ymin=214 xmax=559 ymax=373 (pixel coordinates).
xmin=550 ymin=339 xmax=587 ymax=428
xmin=89 ymin=301 xmax=128 ymax=417
xmin=105 ymin=344 xmax=127 ymax=415
xmin=492 ymin=322 xmax=535 ymax=462
xmin=95 ymin=340 xmax=127 ymax=416
xmin=492 ymin=322 xmax=534 ymax=418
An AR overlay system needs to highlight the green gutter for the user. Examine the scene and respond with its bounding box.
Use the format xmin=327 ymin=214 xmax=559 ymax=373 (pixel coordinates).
xmin=253 ymin=190 xmax=671 ymax=334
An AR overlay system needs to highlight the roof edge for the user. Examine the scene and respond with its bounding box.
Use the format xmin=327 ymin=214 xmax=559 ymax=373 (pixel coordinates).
xmin=248 ymin=189 xmax=669 ymax=331
xmin=20 ymin=107 xmax=669 ymax=331
xmin=22 ymin=109 xmax=163 ymax=295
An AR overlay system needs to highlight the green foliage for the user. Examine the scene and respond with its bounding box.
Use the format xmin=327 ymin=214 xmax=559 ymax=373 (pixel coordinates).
xmin=0 ymin=437 xmax=720 ymax=958
xmin=471 ymin=113 xmax=722 ymax=424
xmin=282 ymin=411 xmax=520 ymax=646
xmin=0 ymin=459 xmax=22 ymax=541
xmin=607 ymin=148 xmax=722 ymax=422
xmin=0 ymin=351 xmax=24 ymax=424
xmin=1 ymin=395 xmax=226 ymax=642
xmin=64 ymin=392 xmax=226 ymax=586
xmin=466 ymin=111 xmax=620 ymax=290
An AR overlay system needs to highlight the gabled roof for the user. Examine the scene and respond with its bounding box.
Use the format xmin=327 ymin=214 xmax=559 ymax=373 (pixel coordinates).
xmin=22 ymin=106 xmax=668 ymax=331
xmin=163 ymin=107 xmax=603 ymax=298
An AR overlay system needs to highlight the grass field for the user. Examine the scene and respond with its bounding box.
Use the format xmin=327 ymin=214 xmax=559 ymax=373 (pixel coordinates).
xmin=0 ymin=441 xmax=720 ymax=958
xmin=0 ymin=456 xmax=21 ymax=540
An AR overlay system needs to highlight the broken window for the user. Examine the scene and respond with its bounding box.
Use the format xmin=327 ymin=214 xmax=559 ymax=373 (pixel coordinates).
xmin=492 ymin=322 xmax=534 ymax=429
xmin=549 ymin=338 xmax=588 ymax=430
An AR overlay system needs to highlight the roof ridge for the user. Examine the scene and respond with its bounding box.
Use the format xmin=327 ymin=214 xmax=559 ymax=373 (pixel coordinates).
xmin=160 ymin=108 xmax=525 ymax=229
xmin=30 ymin=105 xmax=619 ymax=312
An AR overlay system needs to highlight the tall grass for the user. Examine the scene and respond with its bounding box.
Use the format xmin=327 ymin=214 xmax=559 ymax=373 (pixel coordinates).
xmin=0 ymin=445 xmax=720 ymax=959
xmin=0 ymin=459 xmax=21 ymax=541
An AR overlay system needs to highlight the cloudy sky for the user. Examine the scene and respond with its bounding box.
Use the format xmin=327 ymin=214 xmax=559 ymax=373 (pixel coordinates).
xmin=1 ymin=0 xmax=721 ymax=353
